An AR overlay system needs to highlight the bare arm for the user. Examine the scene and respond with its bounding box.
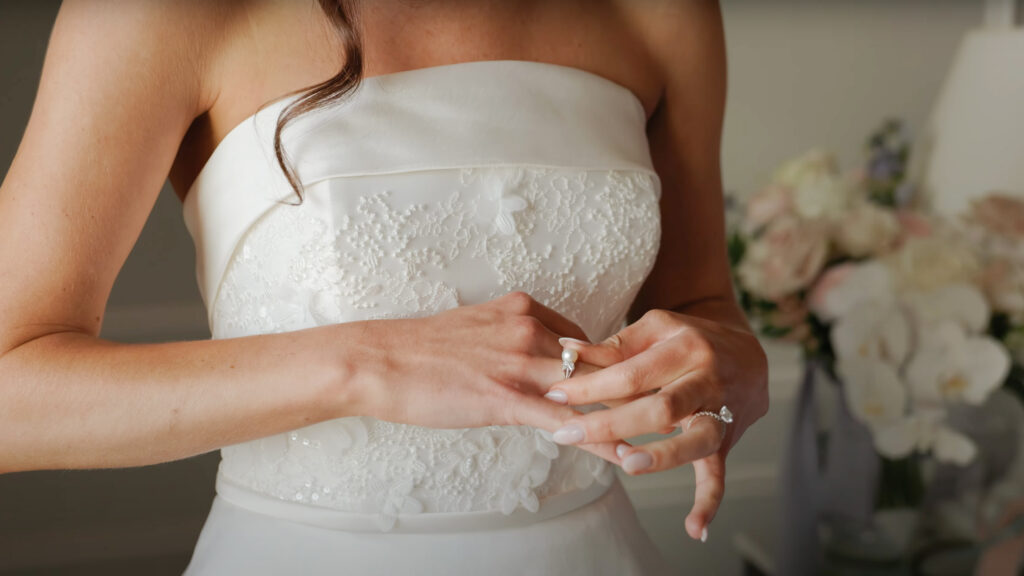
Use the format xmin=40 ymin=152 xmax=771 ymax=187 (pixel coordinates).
xmin=0 ymin=0 xmax=360 ymax=473
xmin=628 ymin=0 xmax=749 ymax=334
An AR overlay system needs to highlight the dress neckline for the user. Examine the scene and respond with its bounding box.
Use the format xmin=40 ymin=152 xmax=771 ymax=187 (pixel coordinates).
xmin=180 ymin=59 xmax=649 ymax=214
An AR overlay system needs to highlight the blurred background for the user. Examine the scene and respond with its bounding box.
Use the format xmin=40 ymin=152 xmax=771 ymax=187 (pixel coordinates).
xmin=1 ymin=1 xmax=1020 ymax=575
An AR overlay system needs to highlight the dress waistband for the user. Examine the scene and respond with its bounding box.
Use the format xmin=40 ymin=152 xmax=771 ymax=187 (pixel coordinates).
xmin=214 ymin=469 xmax=616 ymax=534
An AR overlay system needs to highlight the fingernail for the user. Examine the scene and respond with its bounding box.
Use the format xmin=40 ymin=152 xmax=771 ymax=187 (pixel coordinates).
xmin=558 ymin=337 xmax=589 ymax=348
xmin=544 ymin=390 xmax=568 ymax=404
xmin=701 ymin=526 xmax=708 ymax=543
xmin=622 ymin=452 xmax=653 ymax=474
xmin=552 ymin=424 xmax=585 ymax=445
xmin=615 ymin=443 xmax=630 ymax=459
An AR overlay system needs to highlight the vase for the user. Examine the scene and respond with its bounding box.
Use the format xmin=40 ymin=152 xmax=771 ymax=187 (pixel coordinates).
xmin=809 ymin=362 xmax=923 ymax=569
xmin=775 ymin=359 xmax=921 ymax=574
xmin=909 ymin=387 xmax=1024 ymax=575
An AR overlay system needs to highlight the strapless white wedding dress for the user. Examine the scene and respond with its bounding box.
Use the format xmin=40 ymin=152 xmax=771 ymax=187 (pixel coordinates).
xmin=180 ymin=59 xmax=671 ymax=575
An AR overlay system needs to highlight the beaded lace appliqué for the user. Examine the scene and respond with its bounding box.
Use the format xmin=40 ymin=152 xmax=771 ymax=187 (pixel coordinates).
xmin=211 ymin=166 xmax=661 ymax=530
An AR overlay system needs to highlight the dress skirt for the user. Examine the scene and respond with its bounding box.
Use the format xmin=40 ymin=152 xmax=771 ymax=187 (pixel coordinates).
xmin=182 ymin=477 xmax=674 ymax=576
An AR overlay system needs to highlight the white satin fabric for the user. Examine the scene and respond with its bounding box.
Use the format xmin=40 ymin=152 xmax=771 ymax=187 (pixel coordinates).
xmin=181 ymin=59 xmax=671 ymax=575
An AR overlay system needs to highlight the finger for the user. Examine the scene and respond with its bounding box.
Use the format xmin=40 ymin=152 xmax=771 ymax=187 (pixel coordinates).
xmin=686 ymin=453 xmax=726 ymax=542
xmin=551 ymin=377 xmax=708 ymax=444
xmin=511 ymin=357 xmax=602 ymax=396
xmin=511 ymin=391 xmax=623 ymax=465
xmin=509 ymin=292 xmax=590 ymax=343
xmin=547 ymin=391 xmax=674 ymax=434
xmin=558 ymin=309 xmax=684 ymax=367
xmin=617 ymin=413 xmax=724 ymax=475
xmin=548 ymin=341 xmax=692 ymax=405
xmin=574 ymin=440 xmax=622 ymax=465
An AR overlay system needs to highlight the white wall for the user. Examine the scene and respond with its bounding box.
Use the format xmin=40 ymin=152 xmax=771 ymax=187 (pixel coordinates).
xmin=0 ymin=2 xmax=983 ymax=574
xmin=722 ymin=0 xmax=980 ymax=201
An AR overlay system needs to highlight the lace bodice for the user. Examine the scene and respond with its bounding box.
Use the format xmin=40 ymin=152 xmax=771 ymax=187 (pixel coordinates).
xmin=182 ymin=60 xmax=662 ymax=532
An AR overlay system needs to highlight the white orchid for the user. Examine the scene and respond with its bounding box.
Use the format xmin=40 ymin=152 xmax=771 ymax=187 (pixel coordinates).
xmin=872 ymin=408 xmax=978 ymax=465
xmin=905 ymin=321 xmax=1011 ymax=407
xmin=836 ymin=357 xmax=907 ymax=429
xmin=838 ymin=355 xmax=986 ymax=466
xmin=831 ymin=297 xmax=911 ymax=367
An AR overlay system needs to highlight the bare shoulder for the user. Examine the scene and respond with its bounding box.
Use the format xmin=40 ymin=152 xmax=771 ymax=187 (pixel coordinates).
xmin=0 ymin=0 xmax=247 ymax=344
xmin=618 ymin=0 xmax=726 ymax=100
xmin=48 ymin=0 xmax=240 ymax=119
xmin=167 ymin=0 xmax=343 ymax=197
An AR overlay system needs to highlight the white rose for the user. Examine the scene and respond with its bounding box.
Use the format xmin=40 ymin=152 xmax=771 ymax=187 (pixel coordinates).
xmin=737 ymin=215 xmax=829 ymax=300
xmin=772 ymin=149 xmax=856 ymax=221
xmin=884 ymin=236 xmax=980 ymax=292
xmin=900 ymin=283 xmax=991 ymax=334
xmin=833 ymin=201 xmax=900 ymax=258
xmin=772 ymin=148 xmax=838 ymax=188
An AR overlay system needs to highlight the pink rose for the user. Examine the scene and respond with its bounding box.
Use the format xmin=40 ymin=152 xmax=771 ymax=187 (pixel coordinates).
xmin=737 ymin=216 xmax=829 ymax=300
xmin=967 ymin=194 xmax=1024 ymax=239
xmin=742 ymin=184 xmax=794 ymax=234
xmin=896 ymin=210 xmax=934 ymax=242
xmin=807 ymin=263 xmax=856 ymax=319
xmin=979 ymin=258 xmax=1024 ymax=316
xmin=767 ymin=295 xmax=812 ymax=343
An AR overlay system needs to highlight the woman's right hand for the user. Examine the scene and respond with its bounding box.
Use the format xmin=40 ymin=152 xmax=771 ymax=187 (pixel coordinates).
xmin=341 ymin=291 xmax=623 ymax=464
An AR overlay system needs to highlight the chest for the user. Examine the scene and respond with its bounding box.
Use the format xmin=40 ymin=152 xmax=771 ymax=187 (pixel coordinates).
xmin=170 ymin=0 xmax=659 ymax=200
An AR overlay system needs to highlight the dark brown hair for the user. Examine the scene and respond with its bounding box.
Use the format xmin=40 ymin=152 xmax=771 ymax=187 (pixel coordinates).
xmin=272 ymin=0 xmax=363 ymax=205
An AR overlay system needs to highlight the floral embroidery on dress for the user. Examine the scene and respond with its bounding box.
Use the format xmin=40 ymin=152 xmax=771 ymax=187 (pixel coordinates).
xmin=212 ymin=165 xmax=660 ymax=530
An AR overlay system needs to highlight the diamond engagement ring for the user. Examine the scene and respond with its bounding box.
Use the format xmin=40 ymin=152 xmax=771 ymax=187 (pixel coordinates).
xmin=561 ymin=347 xmax=577 ymax=379
xmin=685 ymin=406 xmax=734 ymax=436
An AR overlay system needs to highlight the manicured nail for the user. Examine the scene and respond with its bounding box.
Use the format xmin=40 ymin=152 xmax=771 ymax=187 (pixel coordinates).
xmin=622 ymin=452 xmax=653 ymax=474
xmin=552 ymin=425 xmax=585 ymax=445
xmin=558 ymin=337 xmax=589 ymax=347
xmin=544 ymin=390 xmax=568 ymax=404
xmin=616 ymin=443 xmax=630 ymax=459
xmin=701 ymin=526 xmax=708 ymax=543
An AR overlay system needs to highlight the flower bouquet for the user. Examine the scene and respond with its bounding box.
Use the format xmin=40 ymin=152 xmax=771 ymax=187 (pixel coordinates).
xmin=729 ymin=120 xmax=1024 ymax=566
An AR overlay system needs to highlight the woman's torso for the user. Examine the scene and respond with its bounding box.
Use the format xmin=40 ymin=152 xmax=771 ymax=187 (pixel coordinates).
xmin=168 ymin=0 xmax=665 ymax=200
xmin=174 ymin=0 xmax=666 ymax=536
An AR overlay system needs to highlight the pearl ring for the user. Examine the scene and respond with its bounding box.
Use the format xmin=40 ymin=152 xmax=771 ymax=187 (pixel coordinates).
xmin=561 ymin=346 xmax=577 ymax=379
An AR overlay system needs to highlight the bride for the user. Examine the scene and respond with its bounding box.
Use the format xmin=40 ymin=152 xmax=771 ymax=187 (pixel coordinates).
xmin=0 ymin=0 xmax=768 ymax=574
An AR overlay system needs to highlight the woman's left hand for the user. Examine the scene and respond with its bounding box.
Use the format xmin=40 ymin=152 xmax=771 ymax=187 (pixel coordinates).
xmin=543 ymin=307 xmax=769 ymax=542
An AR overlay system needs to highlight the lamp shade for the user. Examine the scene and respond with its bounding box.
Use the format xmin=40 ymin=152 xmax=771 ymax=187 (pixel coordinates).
xmin=914 ymin=8 xmax=1024 ymax=216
